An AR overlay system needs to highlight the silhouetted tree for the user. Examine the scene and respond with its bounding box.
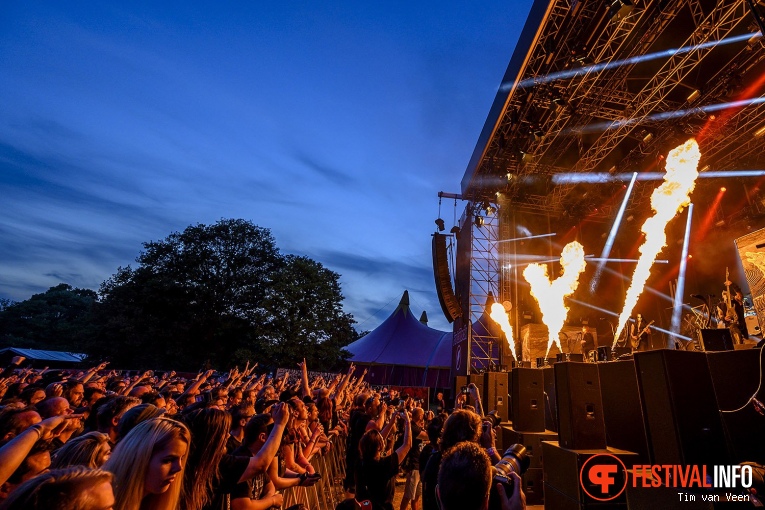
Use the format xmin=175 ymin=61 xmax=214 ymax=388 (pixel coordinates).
xmin=0 ymin=284 xmax=98 ymax=352
xmin=95 ymin=219 xmax=356 ymax=370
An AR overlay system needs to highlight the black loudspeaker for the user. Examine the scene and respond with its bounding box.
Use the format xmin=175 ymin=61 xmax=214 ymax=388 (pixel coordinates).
xmin=500 ymin=426 xmax=557 ymax=469
xmin=522 ymin=468 xmax=544 ymax=506
xmin=511 ymin=368 xmax=545 ymax=431
xmin=597 ymin=360 xmax=650 ymax=463
xmin=542 ymin=441 xmax=637 ymax=506
xmin=699 ymin=328 xmax=734 ymax=351
xmin=554 ymin=362 xmax=607 ymax=450
xmin=468 ymin=373 xmax=485 ymax=412
xmin=706 ymin=349 xmax=765 ymax=464
xmin=633 ymin=350 xmax=728 ymax=467
xmin=432 ymin=233 xmax=462 ymax=323
xmin=483 ymin=372 xmax=509 ymax=422
xmin=542 ymin=366 xmax=558 ymax=432
xmin=453 ymin=375 xmax=467 ymax=408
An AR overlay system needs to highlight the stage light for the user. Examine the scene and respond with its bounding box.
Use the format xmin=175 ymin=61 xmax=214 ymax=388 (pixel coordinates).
xmin=670 ymin=204 xmax=694 ymax=344
xmin=435 ymin=218 xmax=445 ymax=231
xmin=590 ymin=172 xmax=638 ymax=294
xmin=509 ymin=33 xmax=754 ymax=91
xmin=642 ymin=132 xmax=654 ymax=143
xmin=720 ymin=187 xmax=726 ymax=192
xmin=755 ymin=125 xmax=765 ymax=138
xmin=608 ymin=0 xmax=633 ymax=20
xmin=450 ymin=225 xmax=460 ymax=234
xmin=687 ymin=89 xmax=701 ymax=103
xmin=475 ymin=215 xmax=484 ymax=227
xmin=700 ymin=165 xmax=710 ymax=172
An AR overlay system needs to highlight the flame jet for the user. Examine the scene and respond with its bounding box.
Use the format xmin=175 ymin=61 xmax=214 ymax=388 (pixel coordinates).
xmin=490 ymin=303 xmax=517 ymax=362
xmin=613 ymin=139 xmax=701 ymax=346
xmin=523 ymin=242 xmax=587 ymax=358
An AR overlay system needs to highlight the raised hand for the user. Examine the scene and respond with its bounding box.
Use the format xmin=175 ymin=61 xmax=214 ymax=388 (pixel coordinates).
xmin=271 ymin=402 xmax=289 ymax=427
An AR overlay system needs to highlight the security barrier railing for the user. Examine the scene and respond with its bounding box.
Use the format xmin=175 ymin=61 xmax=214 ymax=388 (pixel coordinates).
xmin=282 ymin=435 xmax=347 ymax=509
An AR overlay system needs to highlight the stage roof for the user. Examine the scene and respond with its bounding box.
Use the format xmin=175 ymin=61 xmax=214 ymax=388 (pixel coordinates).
xmin=462 ymin=0 xmax=765 ymax=224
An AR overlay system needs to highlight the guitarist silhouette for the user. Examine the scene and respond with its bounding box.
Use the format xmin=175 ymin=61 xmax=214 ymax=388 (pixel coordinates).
xmin=723 ymin=269 xmax=748 ymax=344
xmin=630 ymin=314 xmax=654 ymax=351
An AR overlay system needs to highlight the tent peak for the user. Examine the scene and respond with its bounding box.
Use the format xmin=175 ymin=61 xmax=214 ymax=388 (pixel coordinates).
xmin=400 ymin=290 xmax=410 ymax=306
xmin=420 ymin=311 xmax=428 ymax=324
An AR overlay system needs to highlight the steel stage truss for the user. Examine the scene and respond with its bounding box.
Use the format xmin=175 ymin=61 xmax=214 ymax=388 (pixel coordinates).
xmin=459 ymin=202 xmax=502 ymax=372
xmin=462 ymin=0 xmax=765 ymax=224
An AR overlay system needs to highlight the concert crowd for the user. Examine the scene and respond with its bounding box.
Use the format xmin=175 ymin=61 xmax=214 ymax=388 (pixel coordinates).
xmin=0 ymin=356 xmax=525 ymax=510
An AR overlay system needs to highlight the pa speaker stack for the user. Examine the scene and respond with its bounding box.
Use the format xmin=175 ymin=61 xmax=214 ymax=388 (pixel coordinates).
xmin=483 ymin=371 xmax=509 ymax=422
xmin=633 ymin=350 xmax=727 ymax=467
xmin=506 ymin=367 xmax=556 ymax=505
xmin=542 ymin=362 xmax=638 ymax=508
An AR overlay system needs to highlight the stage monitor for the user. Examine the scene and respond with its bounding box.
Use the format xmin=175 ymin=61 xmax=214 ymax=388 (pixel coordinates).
xmin=698 ymin=329 xmax=734 ymax=351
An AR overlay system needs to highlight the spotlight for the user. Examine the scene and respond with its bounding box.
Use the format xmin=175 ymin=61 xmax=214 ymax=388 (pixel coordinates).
xmin=475 ymin=215 xmax=485 ymax=227
xmin=486 ymin=205 xmax=497 ymax=215
xmin=720 ymin=187 xmax=726 ymax=192
xmin=642 ymin=132 xmax=654 ymax=143
xmin=435 ymin=218 xmax=445 ymax=231
xmin=754 ymin=125 xmax=765 ymax=138
xmin=450 ymin=225 xmax=461 ymax=234
xmin=687 ymin=89 xmax=701 ymax=103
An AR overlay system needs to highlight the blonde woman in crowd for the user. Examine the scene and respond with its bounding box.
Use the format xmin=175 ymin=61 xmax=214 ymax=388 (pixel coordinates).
xmin=51 ymin=431 xmax=112 ymax=469
xmin=104 ymin=417 xmax=190 ymax=510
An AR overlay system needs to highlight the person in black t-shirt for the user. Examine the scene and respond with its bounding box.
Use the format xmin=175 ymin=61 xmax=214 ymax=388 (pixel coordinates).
xmin=579 ymin=325 xmax=597 ymax=360
xmin=355 ymin=410 xmax=412 ymax=510
xmin=400 ymin=408 xmax=429 ymax=510
xmin=181 ymin=404 xmax=288 ymax=510
xmin=421 ymin=410 xmax=481 ymax=510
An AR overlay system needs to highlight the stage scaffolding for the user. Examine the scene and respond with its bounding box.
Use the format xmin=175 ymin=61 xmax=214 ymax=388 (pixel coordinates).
xmin=460 ymin=201 xmax=502 ymax=373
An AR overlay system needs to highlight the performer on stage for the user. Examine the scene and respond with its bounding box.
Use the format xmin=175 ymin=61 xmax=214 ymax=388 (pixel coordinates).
xmin=579 ymin=324 xmax=597 ymax=360
xmin=722 ymin=278 xmax=749 ymax=344
xmin=630 ymin=313 xmax=652 ymax=351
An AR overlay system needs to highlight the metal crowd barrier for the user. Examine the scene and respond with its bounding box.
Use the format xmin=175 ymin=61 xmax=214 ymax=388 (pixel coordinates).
xmin=283 ymin=436 xmax=347 ymax=509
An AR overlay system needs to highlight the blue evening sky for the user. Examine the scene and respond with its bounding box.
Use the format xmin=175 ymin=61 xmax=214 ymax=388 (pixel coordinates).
xmin=0 ymin=2 xmax=531 ymax=333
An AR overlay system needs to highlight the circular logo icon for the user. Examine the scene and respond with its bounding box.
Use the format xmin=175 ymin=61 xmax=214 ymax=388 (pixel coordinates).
xmin=579 ymin=454 xmax=628 ymax=502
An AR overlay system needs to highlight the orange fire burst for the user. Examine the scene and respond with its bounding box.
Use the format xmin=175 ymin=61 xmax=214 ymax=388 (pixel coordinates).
xmin=490 ymin=302 xmax=517 ymax=361
xmin=613 ymin=139 xmax=701 ymax=346
xmin=523 ymin=241 xmax=586 ymax=358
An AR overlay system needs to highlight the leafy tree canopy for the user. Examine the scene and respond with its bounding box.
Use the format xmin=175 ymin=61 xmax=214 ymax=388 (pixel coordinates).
xmin=94 ymin=219 xmax=357 ymax=370
xmin=0 ymin=284 xmax=98 ymax=352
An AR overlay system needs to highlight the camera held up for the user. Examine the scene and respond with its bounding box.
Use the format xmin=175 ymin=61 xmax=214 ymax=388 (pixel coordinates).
xmin=488 ymin=444 xmax=529 ymax=510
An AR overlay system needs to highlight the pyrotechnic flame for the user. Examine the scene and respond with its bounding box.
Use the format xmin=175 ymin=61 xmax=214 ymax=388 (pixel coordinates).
xmin=490 ymin=303 xmax=517 ymax=361
xmin=523 ymin=242 xmax=587 ymax=358
xmin=613 ymin=139 xmax=701 ymax=346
